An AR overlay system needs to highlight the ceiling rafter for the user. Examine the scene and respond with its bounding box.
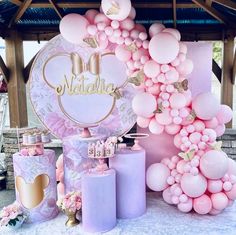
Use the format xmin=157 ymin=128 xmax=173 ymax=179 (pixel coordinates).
xmin=212 ymin=0 xmax=236 ymax=11
xmin=206 ymin=0 xmax=213 ymax=6
xmin=48 ymin=0 xmax=65 ymax=19
xmin=9 ymin=0 xmax=22 ymax=6
xmin=8 ymin=0 xmax=32 ymax=28
xmin=173 ymin=0 xmax=177 ymax=28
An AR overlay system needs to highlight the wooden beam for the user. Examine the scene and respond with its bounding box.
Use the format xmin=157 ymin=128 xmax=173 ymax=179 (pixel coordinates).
xmin=192 ymin=0 xmax=230 ymax=24
xmin=10 ymin=0 xmax=22 ymax=6
xmin=23 ymin=53 xmax=38 ymax=83
xmin=212 ymin=0 xmax=236 ymax=11
xmin=232 ymin=50 xmax=236 ymax=84
xmin=48 ymin=0 xmax=64 ymax=19
xmin=221 ymin=36 xmax=234 ymax=128
xmin=206 ymin=0 xmax=213 ymax=6
xmin=173 ymin=0 xmax=177 ymax=28
xmin=5 ymin=30 xmax=28 ymax=128
xmin=0 ymin=56 xmax=10 ymax=82
xmin=212 ymin=59 xmax=222 ymax=82
xmin=8 ymin=0 xmax=32 ymax=28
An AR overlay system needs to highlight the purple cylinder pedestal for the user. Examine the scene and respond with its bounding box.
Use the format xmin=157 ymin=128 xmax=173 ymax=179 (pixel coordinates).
xmin=82 ymin=169 xmax=116 ymax=233
xmin=109 ymin=148 xmax=146 ymax=219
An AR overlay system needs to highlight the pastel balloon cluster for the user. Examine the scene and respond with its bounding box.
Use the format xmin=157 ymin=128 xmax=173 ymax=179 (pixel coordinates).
xmin=56 ymin=154 xmax=65 ymax=198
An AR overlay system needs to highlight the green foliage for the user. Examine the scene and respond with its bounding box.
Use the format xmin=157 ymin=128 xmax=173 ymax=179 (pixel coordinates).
xmin=213 ymin=41 xmax=223 ymax=65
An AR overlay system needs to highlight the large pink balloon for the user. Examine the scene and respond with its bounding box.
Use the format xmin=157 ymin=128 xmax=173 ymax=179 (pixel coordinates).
xmin=59 ymin=14 xmax=89 ymax=44
xmin=144 ymin=60 xmax=160 ymax=78
xmin=214 ymin=124 xmax=225 ymax=137
xmin=149 ymin=33 xmax=180 ymax=64
xmin=132 ymin=93 xmax=157 ymax=118
xmin=200 ymin=150 xmax=228 ymax=180
xmin=149 ymin=119 xmax=164 ymax=135
xmin=85 ymin=9 xmax=99 ymax=23
xmin=102 ymin=0 xmax=131 ymax=21
xmin=128 ymin=7 xmax=136 ymax=20
xmin=163 ymin=28 xmax=181 ymax=41
xmin=193 ymin=194 xmax=212 ymax=214
xmin=211 ymin=192 xmax=228 ymax=210
xmin=155 ymin=108 xmax=172 ymax=125
xmin=216 ymin=105 xmax=233 ymax=124
xmin=208 ymin=180 xmax=223 ymax=193
xmin=115 ymin=45 xmax=132 ymax=61
xmin=149 ymin=23 xmax=165 ymax=38
xmin=176 ymin=59 xmax=193 ymax=75
xmin=169 ymin=93 xmax=187 ymax=109
xmin=180 ymin=173 xmax=207 ymax=198
xmin=137 ymin=116 xmax=151 ymax=128
xmin=146 ymin=163 xmax=170 ymax=191
xmin=192 ymin=92 xmax=220 ymax=120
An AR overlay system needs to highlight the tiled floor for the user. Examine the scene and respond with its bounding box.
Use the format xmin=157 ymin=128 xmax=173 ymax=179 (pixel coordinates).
xmin=0 ymin=190 xmax=15 ymax=209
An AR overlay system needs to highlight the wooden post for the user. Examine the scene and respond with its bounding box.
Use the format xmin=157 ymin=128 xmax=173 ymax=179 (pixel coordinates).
xmin=221 ymin=36 xmax=234 ymax=128
xmin=5 ymin=30 xmax=28 ymax=128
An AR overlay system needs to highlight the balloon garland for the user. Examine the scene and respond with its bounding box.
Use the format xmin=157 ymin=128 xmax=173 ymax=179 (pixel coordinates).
xmin=58 ymin=0 xmax=235 ymax=215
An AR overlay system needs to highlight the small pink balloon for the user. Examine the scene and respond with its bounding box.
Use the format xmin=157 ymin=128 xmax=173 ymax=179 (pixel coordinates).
xmin=181 ymin=173 xmax=207 ymax=198
xmin=179 ymin=194 xmax=188 ymax=203
xmin=132 ymin=93 xmax=157 ymax=118
xmin=177 ymin=198 xmax=193 ymax=213
xmin=135 ymin=24 xmax=147 ymax=33
xmin=137 ymin=116 xmax=151 ymax=128
xmin=208 ymin=180 xmax=223 ymax=193
xmin=149 ymin=23 xmax=165 ymax=38
xmin=189 ymin=132 xmax=201 ymax=144
xmin=139 ymin=32 xmax=148 ymax=41
xmin=163 ymin=28 xmax=181 ymax=41
xmin=176 ymin=59 xmax=193 ymax=75
xmin=94 ymin=13 xmax=111 ymax=24
xmin=216 ymin=104 xmax=233 ymax=124
xmin=223 ymin=181 xmax=233 ymax=191
xmin=169 ymin=93 xmax=187 ymax=109
xmin=193 ymin=120 xmax=206 ymax=132
xmin=59 ymin=14 xmax=89 ymax=44
xmin=149 ymin=119 xmax=164 ymax=135
xmin=111 ymin=20 xmax=120 ymax=29
xmin=193 ymin=194 xmax=212 ymax=215
xmin=211 ymin=192 xmax=228 ymax=210
xmin=214 ymin=124 xmax=226 ymax=137
xmin=165 ymin=68 xmax=179 ymax=83
xmin=200 ymin=150 xmax=228 ymax=180
xmin=155 ymin=108 xmax=172 ymax=125
xmin=147 ymin=84 xmax=160 ymax=96
xmin=174 ymin=134 xmax=182 ymax=148
xmin=179 ymin=42 xmax=187 ymax=54
xmin=128 ymin=6 xmax=136 ymax=20
xmin=176 ymin=160 xmax=186 ymax=174
xmin=162 ymin=187 xmax=173 ymax=204
xmin=143 ymin=61 xmax=160 ymax=79
xmin=120 ymin=18 xmax=135 ymax=31
xmin=172 ymin=195 xmax=180 ymax=204
xmin=115 ymin=45 xmax=132 ymax=62
xmin=85 ymin=9 xmax=99 ymax=23
xmin=178 ymin=53 xmax=186 ymax=62
xmin=167 ymin=176 xmax=175 ymax=185
xmin=146 ymin=163 xmax=170 ymax=191
xmin=165 ymin=124 xmax=181 ymax=135
xmin=130 ymin=29 xmax=139 ymax=39
xmin=225 ymin=184 xmax=236 ymax=200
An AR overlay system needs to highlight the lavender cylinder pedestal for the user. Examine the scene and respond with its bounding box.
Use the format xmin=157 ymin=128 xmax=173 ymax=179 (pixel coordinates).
xmin=82 ymin=169 xmax=116 ymax=233
xmin=13 ymin=150 xmax=59 ymax=223
xmin=109 ymin=148 xmax=146 ymax=219
xmin=63 ymin=135 xmax=103 ymax=193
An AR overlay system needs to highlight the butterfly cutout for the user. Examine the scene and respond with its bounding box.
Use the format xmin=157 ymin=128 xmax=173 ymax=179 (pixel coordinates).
xmin=173 ymin=79 xmax=188 ymax=93
xmin=109 ymin=88 xmax=122 ymax=99
xmin=126 ymin=43 xmax=138 ymax=53
xmin=178 ymin=149 xmax=195 ymax=161
xmin=208 ymin=141 xmax=222 ymax=151
xmin=106 ymin=1 xmax=120 ymax=15
xmin=186 ymin=110 xmax=196 ymax=121
xmin=83 ymin=37 xmax=98 ymax=48
xmin=128 ymin=70 xmax=145 ymax=86
xmin=153 ymin=103 xmax=163 ymax=114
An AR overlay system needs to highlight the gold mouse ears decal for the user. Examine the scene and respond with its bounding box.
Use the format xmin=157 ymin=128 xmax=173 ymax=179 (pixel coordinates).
xmin=16 ymin=174 xmax=49 ymax=209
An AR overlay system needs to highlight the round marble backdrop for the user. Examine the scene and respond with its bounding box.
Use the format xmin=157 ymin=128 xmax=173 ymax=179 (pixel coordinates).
xmin=29 ymin=35 xmax=137 ymax=139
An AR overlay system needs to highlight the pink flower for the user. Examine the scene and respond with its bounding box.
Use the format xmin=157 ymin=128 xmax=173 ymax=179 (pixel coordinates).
xmin=0 ymin=217 xmax=9 ymax=227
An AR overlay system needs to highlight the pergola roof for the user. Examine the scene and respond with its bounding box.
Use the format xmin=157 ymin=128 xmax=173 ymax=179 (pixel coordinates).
xmin=0 ymin=0 xmax=235 ymax=41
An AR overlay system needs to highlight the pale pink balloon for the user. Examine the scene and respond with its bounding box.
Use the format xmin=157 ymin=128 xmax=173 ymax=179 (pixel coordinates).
xmin=59 ymin=14 xmax=89 ymax=44
xmin=192 ymin=92 xmax=220 ymax=120
xmin=205 ymin=117 xmax=219 ymax=129
xmin=216 ymin=104 xmax=233 ymax=124
xmin=162 ymin=187 xmax=173 ymax=204
xmin=200 ymin=150 xmax=228 ymax=180
xmin=147 ymin=84 xmax=160 ymax=95
xmin=144 ymin=60 xmax=161 ymax=78
xmin=225 ymin=184 xmax=236 ymax=200
xmin=85 ymin=9 xmax=99 ymax=23
xmin=179 ymin=42 xmax=187 ymax=54
xmin=163 ymin=28 xmax=181 ymax=41
xmin=214 ymin=124 xmax=226 ymax=137
xmin=128 ymin=6 xmax=136 ymax=20
xmin=120 ymin=18 xmax=135 ymax=31
xmin=174 ymin=134 xmax=182 ymax=148
xmin=94 ymin=13 xmax=111 ymax=24
xmin=149 ymin=119 xmax=164 ymax=135
xmin=227 ymin=158 xmax=236 ymax=176
xmin=115 ymin=45 xmax=132 ymax=62
xmin=223 ymin=181 xmax=233 ymax=191
xmin=132 ymin=93 xmax=157 ymax=118
xmin=137 ymin=116 xmax=151 ymax=128
xmin=149 ymin=23 xmax=165 ymax=38
xmin=209 ymin=208 xmax=222 ymax=215
xmin=189 ymin=132 xmax=201 ymax=144
xmin=176 ymin=59 xmax=193 ymax=75
xmin=102 ymin=0 xmax=131 ymax=21
xmin=165 ymin=68 xmax=179 ymax=83
xmin=178 ymin=198 xmax=193 ymax=213
xmin=165 ymin=124 xmax=181 ymax=135
xmin=208 ymin=180 xmax=223 ymax=193
xmin=176 ymin=160 xmax=186 ymax=174
xmin=155 ymin=108 xmax=173 ymax=125
xmin=111 ymin=20 xmax=120 ymax=29
xmin=211 ymin=192 xmax=228 ymax=210
xmin=181 ymin=173 xmax=207 ymax=198
xmin=169 ymin=93 xmax=187 ymax=109
xmin=193 ymin=194 xmax=212 ymax=214
xmin=146 ymin=163 xmax=170 ymax=191
xmin=135 ymin=23 xmax=147 ymax=33
xmin=149 ymin=33 xmax=179 ymax=64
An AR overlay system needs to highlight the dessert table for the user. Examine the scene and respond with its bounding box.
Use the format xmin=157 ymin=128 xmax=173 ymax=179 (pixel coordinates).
xmin=1 ymin=192 xmax=236 ymax=235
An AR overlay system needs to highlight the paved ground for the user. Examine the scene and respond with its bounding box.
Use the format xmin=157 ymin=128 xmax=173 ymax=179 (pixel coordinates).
xmin=0 ymin=190 xmax=15 ymax=209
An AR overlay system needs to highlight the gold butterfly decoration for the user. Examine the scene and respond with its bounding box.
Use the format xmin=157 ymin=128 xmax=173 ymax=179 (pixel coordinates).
xmin=128 ymin=70 xmax=145 ymax=86
xmin=106 ymin=1 xmax=120 ymax=15
xmin=173 ymin=79 xmax=188 ymax=93
xmin=109 ymin=88 xmax=122 ymax=99
xmin=178 ymin=149 xmax=195 ymax=161
xmin=186 ymin=110 xmax=196 ymax=121
xmin=83 ymin=37 xmax=98 ymax=48
xmin=208 ymin=141 xmax=222 ymax=151
xmin=153 ymin=103 xmax=163 ymax=114
xmin=126 ymin=43 xmax=138 ymax=53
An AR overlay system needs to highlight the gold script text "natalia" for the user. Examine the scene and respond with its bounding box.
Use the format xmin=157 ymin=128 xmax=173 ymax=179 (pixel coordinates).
xmin=55 ymin=75 xmax=115 ymax=96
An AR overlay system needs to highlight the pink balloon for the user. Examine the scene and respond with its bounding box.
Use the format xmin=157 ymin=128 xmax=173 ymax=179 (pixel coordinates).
xmin=135 ymin=24 xmax=147 ymax=33
xmin=85 ymin=9 xmax=99 ymax=23
xmin=147 ymin=84 xmax=160 ymax=95
xmin=178 ymin=198 xmax=193 ymax=213
xmin=146 ymin=163 xmax=170 ymax=191
xmin=205 ymin=117 xmax=219 ymax=129
xmin=165 ymin=124 xmax=181 ymax=135
xmin=211 ymin=192 xmax=228 ymax=210
xmin=149 ymin=119 xmax=164 ymax=135
xmin=59 ymin=14 xmax=89 ymax=44
xmin=189 ymin=132 xmax=201 ymax=144
xmin=193 ymin=194 xmax=212 ymax=214
xmin=102 ymin=0 xmax=131 ymax=21
xmin=192 ymin=92 xmax=220 ymax=120
xmin=94 ymin=13 xmax=111 ymax=24
xmin=181 ymin=173 xmax=207 ymax=198
xmin=216 ymin=105 xmax=233 ymax=124
xmin=200 ymin=150 xmax=228 ymax=180
xmin=115 ymin=45 xmax=132 ymax=61
xmin=179 ymin=42 xmax=187 ymax=54
xmin=227 ymin=158 xmax=236 ymax=176
xmin=169 ymin=93 xmax=187 ymax=109
xmin=162 ymin=187 xmax=173 ymax=204
xmin=128 ymin=6 xmax=136 ymax=20
xmin=208 ymin=180 xmax=223 ymax=193
xmin=155 ymin=108 xmax=172 ymax=125
xmin=132 ymin=93 xmax=157 ymax=118
xmin=176 ymin=59 xmax=193 ymax=75
xmin=163 ymin=28 xmax=181 ymax=41
xmin=149 ymin=33 xmax=179 ymax=64
xmin=57 ymin=182 xmax=65 ymax=196
xmin=214 ymin=124 xmax=226 ymax=137
xmin=209 ymin=208 xmax=222 ymax=215
xmin=144 ymin=60 xmax=161 ymax=78
xmin=137 ymin=116 xmax=151 ymax=128
xmin=176 ymin=160 xmax=186 ymax=174
xmin=174 ymin=134 xmax=182 ymax=148
xmin=165 ymin=68 xmax=179 ymax=83
xmin=225 ymin=184 xmax=236 ymax=200
xmin=149 ymin=23 xmax=165 ymax=38
xmin=56 ymin=154 xmax=63 ymax=169
xmin=120 ymin=18 xmax=135 ymax=31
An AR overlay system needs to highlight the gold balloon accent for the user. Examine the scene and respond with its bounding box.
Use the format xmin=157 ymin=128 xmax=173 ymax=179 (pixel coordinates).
xmin=178 ymin=149 xmax=195 ymax=161
xmin=128 ymin=70 xmax=145 ymax=86
xmin=173 ymin=79 xmax=188 ymax=93
xmin=106 ymin=1 xmax=120 ymax=15
xmin=83 ymin=37 xmax=99 ymax=48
